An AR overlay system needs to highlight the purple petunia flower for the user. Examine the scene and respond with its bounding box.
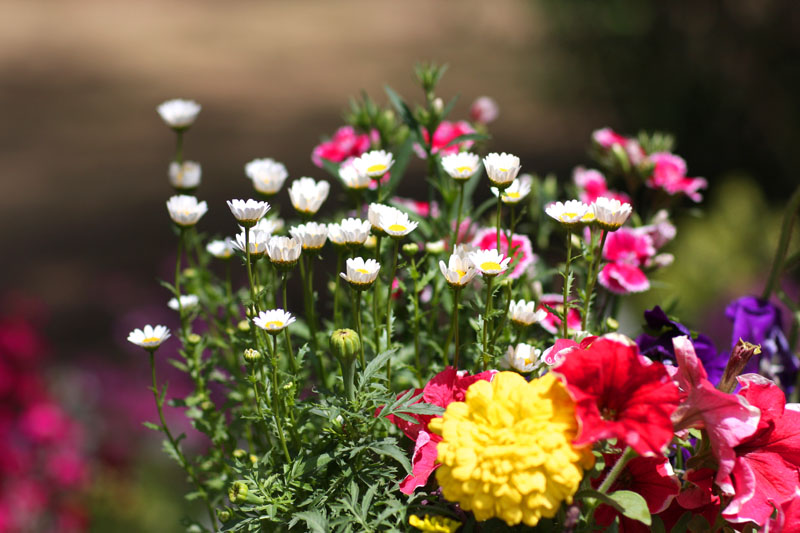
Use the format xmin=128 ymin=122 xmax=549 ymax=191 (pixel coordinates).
xmin=636 ymin=306 xmax=727 ymax=386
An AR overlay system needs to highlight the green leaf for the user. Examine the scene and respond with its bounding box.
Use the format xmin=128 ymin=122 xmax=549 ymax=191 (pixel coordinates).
xmin=142 ymin=421 xmax=162 ymax=432
xmin=385 ymin=136 xmax=415 ymax=197
xmin=321 ymin=158 xmax=341 ymax=180
xmin=358 ymin=347 xmax=397 ymax=389
xmin=440 ymin=94 xmax=460 ymax=121
xmin=368 ymin=440 xmax=411 ymax=474
xmin=608 ymin=490 xmax=651 ymax=525
xmin=384 ymin=85 xmax=420 ymax=134
xmin=293 ymin=510 xmax=329 ymax=533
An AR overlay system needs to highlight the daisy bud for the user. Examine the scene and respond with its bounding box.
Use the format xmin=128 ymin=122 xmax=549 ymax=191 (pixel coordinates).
xmin=237 ymin=320 xmax=250 ymax=332
xmin=227 ymin=481 xmax=263 ymax=504
xmin=187 ymin=333 xmax=202 ymax=345
xmin=232 ymin=449 xmax=247 ymax=460
xmin=217 ymin=508 xmax=232 ymax=523
xmin=403 ymin=243 xmax=420 ymax=256
xmin=330 ymin=329 xmax=360 ymax=363
xmin=425 ymin=240 xmax=446 ymax=254
xmin=169 ymin=161 xmax=202 ymax=192
xmin=243 ymin=348 xmax=262 ymax=364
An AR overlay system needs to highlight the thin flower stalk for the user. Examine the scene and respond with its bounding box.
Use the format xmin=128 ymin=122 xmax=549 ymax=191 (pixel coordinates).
xmin=452 ymin=288 xmax=463 ymax=369
xmin=373 ymin=234 xmax=383 ymax=351
xmin=281 ymin=274 xmax=298 ymax=374
xmin=333 ymin=251 xmax=344 ymax=327
xmin=266 ymin=334 xmax=292 ymax=463
xmin=385 ymin=239 xmax=400 ymax=381
xmin=244 ymin=229 xmax=259 ymax=316
xmin=562 ymin=230 xmax=573 ymax=339
xmin=581 ymin=229 xmax=609 ymax=331
xmin=299 ymin=254 xmax=324 ymax=382
xmin=763 ymin=184 xmax=800 ymax=300
xmin=495 ymin=194 xmax=503 ymax=252
xmin=481 ymin=275 xmax=494 ymax=371
xmin=174 ymin=231 xmax=187 ymax=336
xmin=453 ymin=181 xmax=465 ymax=247
xmin=352 ymin=289 xmax=366 ymax=368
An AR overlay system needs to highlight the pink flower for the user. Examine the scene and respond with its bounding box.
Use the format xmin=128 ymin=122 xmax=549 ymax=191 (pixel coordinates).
xmin=633 ymin=209 xmax=676 ymax=249
xmin=384 ymin=367 xmax=495 ymax=494
xmin=311 ymin=126 xmax=375 ymax=168
xmin=391 ymin=197 xmax=440 ymax=218
xmin=721 ymin=374 xmax=800 ymax=526
xmin=598 ymin=228 xmax=656 ymax=295
xmin=598 ymin=262 xmax=650 ymax=294
xmin=554 ymin=337 xmax=680 ymax=456
xmin=541 ymin=336 xmax=596 ymax=366
xmin=20 ymin=402 xmax=71 ymax=442
xmin=469 ymin=96 xmax=499 ymax=124
xmin=573 ymin=167 xmax=631 ymax=205
xmin=469 ymin=227 xmax=536 ymax=279
xmin=592 ymin=127 xmax=646 ymax=166
xmin=415 ymin=120 xmax=475 ymax=158
xmin=646 ymin=152 xmax=708 ymax=203
xmin=537 ymin=294 xmax=582 ymax=335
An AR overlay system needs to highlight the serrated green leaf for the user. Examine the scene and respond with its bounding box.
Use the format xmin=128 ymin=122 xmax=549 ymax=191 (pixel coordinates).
xmin=293 ymin=510 xmax=329 ymax=533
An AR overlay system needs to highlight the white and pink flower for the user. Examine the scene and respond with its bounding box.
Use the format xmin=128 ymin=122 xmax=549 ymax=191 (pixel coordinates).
xmin=469 ymin=227 xmax=536 ymax=280
xmin=647 ymin=152 xmax=708 ymax=203
xmin=537 ymin=294 xmax=582 ymax=335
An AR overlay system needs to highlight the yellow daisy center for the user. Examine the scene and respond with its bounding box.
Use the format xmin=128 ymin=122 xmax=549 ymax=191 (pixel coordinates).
xmin=524 ymin=358 xmax=532 ymax=365
xmin=455 ymin=166 xmax=473 ymax=173
xmin=143 ymin=337 xmax=160 ymax=344
xmin=456 ymin=269 xmax=467 ymax=279
xmin=505 ymin=192 xmax=521 ymax=199
xmin=265 ymin=321 xmax=283 ymax=329
xmin=388 ymin=224 xmax=406 ymax=233
xmin=481 ymin=261 xmax=502 ymax=271
xmin=561 ymin=212 xmax=577 ymax=220
xmin=582 ymin=212 xmax=596 ymax=221
xmin=356 ymin=268 xmax=369 ymax=274
xmin=367 ymin=163 xmax=387 ymax=173
xmin=499 ymin=167 xmax=508 ymax=172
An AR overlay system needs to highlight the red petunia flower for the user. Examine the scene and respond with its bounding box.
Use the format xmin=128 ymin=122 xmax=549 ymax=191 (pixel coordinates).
xmin=384 ymin=367 xmax=495 ymax=494
xmin=554 ymin=337 xmax=680 ymax=456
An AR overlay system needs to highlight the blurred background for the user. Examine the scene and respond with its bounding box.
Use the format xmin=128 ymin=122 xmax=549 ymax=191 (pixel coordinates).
xmin=1 ymin=0 xmax=799 ymax=530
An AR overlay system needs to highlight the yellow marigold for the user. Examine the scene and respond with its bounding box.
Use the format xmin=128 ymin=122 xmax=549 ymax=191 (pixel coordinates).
xmin=429 ymin=371 xmax=594 ymax=527
xmin=408 ymin=514 xmax=461 ymax=532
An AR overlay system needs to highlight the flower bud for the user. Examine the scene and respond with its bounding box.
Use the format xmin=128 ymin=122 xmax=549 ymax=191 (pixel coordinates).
xmin=243 ymin=348 xmax=261 ymax=364
xmin=232 ymin=449 xmax=247 ymax=460
xmin=182 ymin=267 xmax=198 ymax=279
xmin=187 ymin=333 xmax=202 ymax=345
xmin=402 ymin=243 xmax=420 ymax=256
xmin=217 ymin=508 xmax=232 ymax=523
xmin=425 ymin=240 xmax=445 ymax=254
xmin=237 ymin=319 xmax=250 ymax=332
xmin=718 ymin=339 xmax=762 ymax=393
xmin=229 ymin=481 xmax=249 ymax=503
xmin=364 ymin=235 xmax=377 ymax=249
xmin=330 ymin=329 xmax=360 ymax=363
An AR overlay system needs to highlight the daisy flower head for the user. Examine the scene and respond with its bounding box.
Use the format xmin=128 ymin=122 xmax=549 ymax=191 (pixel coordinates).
xmin=545 ymin=199 xmax=595 ymax=229
xmin=468 ymin=249 xmax=511 ymax=277
xmin=245 ymin=158 xmax=288 ymax=196
xmin=482 ymin=152 xmax=521 ymax=189
xmin=233 ymin=229 xmax=270 ymax=256
xmin=470 ymin=228 xmax=537 ymax=280
xmin=492 ymin=174 xmax=532 ymax=204
xmin=289 ymin=222 xmax=328 ymax=251
xmin=378 ymin=209 xmax=418 ymax=239
xmin=251 ymin=217 xmax=284 ymax=235
xmin=503 ymin=343 xmax=541 ymax=373
xmin=168 ymin=294 xmax=199 ymax=311
xmin=340 ymin=257 xmax=381 ymax=290
xmin=227 ymin=199 xmax=270 ymax=227
xmin=157 ymin=98 xmax=201 ymax=130
xmin=367 ymin=203 xmax=398 ymax=235
xmin=441 ymin=152 xmax=481 ymax=181
xmin=592 ymin=197 xmax=632 ymax=231
xmin=328 ymin=218 xmax=371 ymax=248
xmin=169 ymin=161 xmax=202 ymax=191
xmin=353 ymin=150 xmax=394 ymax=179
xmin=128 ymin=324 xmax=171 ymax=350
xmin=206 ymin=238 xmax=235 ymax=259
xmin=339 ymin=162 xmax=371 ymax=190
xmin=266 ymin=236 xmax=301 ymax=269
xmin=439 ymin=251 xmax=477 ymax=288
xmin=166 ymin=195 xmax=208 ymax=228
xmin=509 ymin=299 xmax=548 ymax=327
xmin=288 ymin=177 xmax=330 ymax=215
xmin=253 ymin=309 xmax=295 ymax=334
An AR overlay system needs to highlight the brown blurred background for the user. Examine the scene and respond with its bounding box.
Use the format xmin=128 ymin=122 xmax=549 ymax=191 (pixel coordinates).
xmin=1 ymin=0 xmax=799 ymax=529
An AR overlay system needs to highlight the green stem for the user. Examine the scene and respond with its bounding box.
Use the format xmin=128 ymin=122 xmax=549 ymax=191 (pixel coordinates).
xmin=267 ymin=335 xmax=292 ymax=463
xmin=762 ymin=185 xmax=800 ymax=300
xmin=149 ymin=351 xmax=218 ymax=532
xmin=452 ymin=289 xmax=462 ymax=369
xmin=373 ymin=234 xmax=383 ymax=352
xmin=282 ymin=274 xmax=298 ymax=374
xmin=412 ymin=272 xmax=422 ymax=381
xmin=175 ymin=230 xmax=186 ymax=337
xmin=495 ymin=195 xmax=503 ymax=252
xmin=244 ymin=230 xmax=259 ymax=316
xmin=562 ymin=230 xmax=573 ymax=339
xmin=582 ymin=229 xmax=609 ymax=332
xmin=453 ymin=181 xmax=465 ymax=248
xmin=482 ymin=276 xmax=494 ymax=371
xmin=175 ymin=130 xmax=184 ymax=165
xmin=334 ymin=251 xmax=344 ymax=327
xmin=353 ymin=290 xmax=366 ymax=368
xmin=385 ymin=239 xmax=400 ymax=383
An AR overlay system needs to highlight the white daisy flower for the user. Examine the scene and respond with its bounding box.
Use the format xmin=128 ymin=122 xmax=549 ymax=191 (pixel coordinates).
xmin=169 ymin=161 xmax=202 ymax=191
xmin=157 ymin=99 xmax=201 ymax=129
xmin=227 ymin=199 xmax=270 ymax=227
xmin=340 ymin=257 xmax=380 ymax=289
xmin=545 ymin=200 xmax=595 ymax=227
xmin=206 ymin=238 xmax=234 ymax=259
xmin=468 ymin=249 xmax=511 ymax=276
xmin=253 ymin=309 xmax=295 ymax=333
xmin=508 ymin=299 xmax=548 ymax=327
xmin=166 ymin=195 xmax=208 ymax=227
xmin=290 ymin=222 xmax=328 ymax=250
xmin=251 ymin=217 xmax=284 ymax=235
xmin=439 ymin=251 xmax=477 ymax=288
xmin=328 ymin=218 xmax=371 ymax=247
xmin=483 ymin=152 xmax=521 ymax=188
xmin=339 ymin=163 xmax=371 ymax=190
xmin=128 ymin=324 xmax=171 ymax=350
xmin=502 ymin=343 xmax=541 ymax=373
xmin=233 ymin=229 xmax=270 ymax=256
xmin=367 ymin=203 xmax=399 ymax=234
xmin=168 ymin=294 xmax=199 ymax=311
xmin=245 ymin=158 xmax=288 ymax=196
xmin=288 ymin=177 xmax=330 ymax=215
xmin=378 ymin=209 xmax=418 ymax=239
xmin=266 ymin=236 xmax=301 ymax=267
xmin=441 ymin=152 xmax=481 ymax=181
xmin=353 ymin=150 xmax=395 ymax=179
xmin=425 ymin=240 xmax=446 ymax=254
xmin=492 ymin=174 xmax=532 ymax=204
xmin=591 ymin=197 xmax=632 ymax=231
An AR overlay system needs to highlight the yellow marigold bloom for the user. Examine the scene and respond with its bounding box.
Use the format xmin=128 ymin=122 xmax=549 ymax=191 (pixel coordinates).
xmin=409 ymin=514 xmax=461 ymax=532
xmin=429 ymin=372 xmax=594 ymax=527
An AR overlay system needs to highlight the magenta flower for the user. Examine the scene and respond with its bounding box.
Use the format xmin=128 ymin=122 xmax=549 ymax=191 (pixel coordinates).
xmin=469 ymin=96 xmax=499 ymax=124
xmin=311 ymin=126 xmax=375 ymax=168
xmin=469 ymin=227 xmax=536 ymax=280
xmin=415 ymin=120 xmax=475 ymax=158
xmin=598 ymin=228 xmax=656 ymax=294
xmin=646 ymin=152 xmax=708 ymax=203
xmin=390 ymin=197 xmax=440 ymax=218
xmin=592 ymin=127 xmax=646 ymax=166
xmin=573 ymin=166 xmax=631 ymax=205
xmin=537 ymin=294 xmax=582 ymax=335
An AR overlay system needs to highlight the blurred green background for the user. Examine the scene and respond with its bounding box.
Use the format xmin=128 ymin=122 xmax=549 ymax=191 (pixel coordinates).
xmin=1 ymin=0 xmax=798 ymax=530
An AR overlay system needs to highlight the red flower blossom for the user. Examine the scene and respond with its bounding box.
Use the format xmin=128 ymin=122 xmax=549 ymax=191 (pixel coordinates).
xmin=384 ymin=367 xmax=494 ymax=494
xmin=722 ymin=375 xmax=800 ymax=526
xmin=646 ymin=152 xmax=708 ymax=203
xmin=311 ymin=126 xmax=375 ymax=167
xmin=414 ymin=120 xmax=475 ymax=158
xmin=554 ymin=337 xmax=680 ymax=456
xmin=594 ymin=453 xmax=680 ymax=533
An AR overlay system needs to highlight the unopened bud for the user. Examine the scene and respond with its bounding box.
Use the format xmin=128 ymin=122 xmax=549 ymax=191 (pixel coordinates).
xmin=424 ymin=240 xmax=445 ymax=254
xmin=330 ymin=329 xmax=360 ymax=363
xmin=718 ymin=339 xmax=762 ymax=393
xmin=229 ymin=481 xmax=249 ymax=503
xmin=182 ymin=267 xmax=198 ymax=279
xmin=217 ymin=508 xmax=232 ymax=523
xmin=237 ymin=320 xmax=250 ymax=332
xmin=187 ymin=333 xmax=202 ymax=345
xmin=243 ymin=348 xmax=261 ymax=363
xmin=403 ymin=243 xmax=420 ymax=256
xmin=232 ymin=449 xmax=247 ymax=460
xmin=432 ymin=97 xmax=444 ymax=115
xmin=605 ymin=317 xmax=619 ymax=331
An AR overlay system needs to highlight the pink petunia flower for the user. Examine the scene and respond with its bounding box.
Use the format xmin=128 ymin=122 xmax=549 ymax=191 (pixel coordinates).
xmin=469 ymin=227 xmax=536 ymax=280
xmin=554 ymin=337 xmax=680 ymax=456
xmin=384 ymin=367 xmax=495 ymax=494
xmin=646 ymin=152 xmax=708 ymax=203
xmin=311 ymin=126 xmax=376 ymax=168
xmin=537 ymin=294 xmax=582 ymax=335
xmin=541 ymin=336 xmax=596 ymax=366
xmin=414 ymin=121 xmax=475 ymax=158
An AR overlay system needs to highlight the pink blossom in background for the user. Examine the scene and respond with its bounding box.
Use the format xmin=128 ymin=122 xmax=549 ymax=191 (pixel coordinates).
xmin=391 ymin=197 xmax=440 ymax=218
xmin=447 ymin=217 xmax=478 ymax=249
xmin=647 ymin=152 xmax=708 ymax=202
xmin=572 ymin=166 xmax=631 ymax=205
xmin=592 ymin=127 xmax=646 ymax=166
xmin=469 ymin=96 xmax=499 ymax=124
xmin=311 ymin=126 xmax=376 ymax=168
xmin=598 ymin=228 xmax=656 ymax=294
xmin=598 ymin=262 xmax=651 ymax=294
xmin=634 ymin=209 xmax=676 ymax=249
xmin=414 ymin=120 xmax=475 ymax=158
xmin=537 ymin=294 xmax=583 ymax=335
xmin=470 ymin=227 xmax=536 ymax=279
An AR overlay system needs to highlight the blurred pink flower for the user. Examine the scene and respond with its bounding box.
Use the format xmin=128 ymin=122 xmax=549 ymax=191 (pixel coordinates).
xmin=572 ymin=166 xmax=631 ymax=205
xmin=537 ymin=294 xmax=582 ymax=335
xmin=647 ymin=152 xmax=708 ymax=202
xmin=415 ymin=120 xmax=475 ymax=158
xmin=599 ymin=228 xmax=655 ymax=294
xmin=592 ymin=127 xmax=646 ymax=166
xmin=469 ymin=96 xmax=499 ymax=124
xmin=311 ymin=126 xmax=376 ymax=168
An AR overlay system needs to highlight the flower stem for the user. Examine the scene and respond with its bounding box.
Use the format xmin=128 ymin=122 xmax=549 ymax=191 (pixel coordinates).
xmin=763 ymin=185 xmax=800 ymax=300
xmin=582 ymin=229 xmax=609 ymax=332
xmin=175 ymin=130 xmax=184 ymax=165
xmin=334 ymin=251 xmax=344 ymax=327
xmin=149 ymin=351 xmax=218 ymax=532
xmin=244 ymin=230 xmax=259 ymax=316
xmin=281 ymin=274 xmax=298 ymax=374
xmin=373 ymin=234 xmax=383 ymax=352
xmin=175 ymin=230 xmax=186 ymax=337
xmin=562 ymin=230 xmax=573 ymax=339
xmin=452 ymin=288 xmax=462 ymax=369
xmin=453 ymin=181 xmax=465 ymax=248
xmin=412 ymin=273 xmax=422 ymax=381
xmin=385 ymin=239 xmax=400 ymax=382
xmin=496 ymin=195 xmax=503 ymax=252
xmin=353 ymin=289 xmax=365 ymax=368
xmin=267 ymin=334 xmax=292 ymax=463
xmin=482 ymin=275 xmax=495 ymax=371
